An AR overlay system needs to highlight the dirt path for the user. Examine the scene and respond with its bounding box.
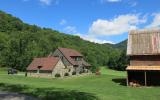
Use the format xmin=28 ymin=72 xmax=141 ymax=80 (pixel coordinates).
xmin=0 ymin=91 xmax=38 ymax=100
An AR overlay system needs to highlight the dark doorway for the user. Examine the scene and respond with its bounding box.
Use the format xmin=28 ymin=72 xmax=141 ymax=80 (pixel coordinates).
xmin=147 ymin=71 xmax=160 ymax=86
xmin=128 ymin=71 xmax=145 ymax=85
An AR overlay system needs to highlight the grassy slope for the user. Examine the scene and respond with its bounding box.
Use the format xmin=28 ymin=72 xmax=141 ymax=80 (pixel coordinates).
xmin=0 ymin=67 xmax=160 ymax=100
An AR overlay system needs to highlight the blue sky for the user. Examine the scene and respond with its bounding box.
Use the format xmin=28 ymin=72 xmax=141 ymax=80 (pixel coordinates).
xmin=0 ymin=0 xmax=160 ymax=44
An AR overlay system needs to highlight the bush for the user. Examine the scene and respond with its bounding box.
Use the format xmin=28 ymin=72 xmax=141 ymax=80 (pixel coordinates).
xmin=90 ymin=65 xmax=98 ymax=73
xmin=95 ymin=68 xmax=101 ymax=75
xmin=72 ymin=71 xmax=76 ymax=75
xmin=79 ymin=70 xmax=83 ymax=74
xmin=55 ymin=73 xmax=61 ymax=77
xmin=64 ymin=73 xmax=69 ymax=76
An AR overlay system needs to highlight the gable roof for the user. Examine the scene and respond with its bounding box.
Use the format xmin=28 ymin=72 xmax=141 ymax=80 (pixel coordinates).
xmin=58 ymin=48 xmax=83 ymax=57
xmin=27 ymin=57 xmax=60 ymax=71
xmin=58 ymin=48 xmax=90 ymax=66
xmin=127 ymin=29 xmax=160 ymax=55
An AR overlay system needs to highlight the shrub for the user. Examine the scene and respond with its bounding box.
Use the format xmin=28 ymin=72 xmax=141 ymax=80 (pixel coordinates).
xmin=64 ymin=73 xmax=69 ymax=76
xmin=79 ymin=70 xmax=83 ymax=74
xmin=91 ymin=65 xmax=98 ymax=73
xmin=55 ymin=73 xmax=61 ymax=77
xmin=72 ymin=71 xmax=76 ymax=75
xmin=95 ymin=68 xmax=101 ymax=75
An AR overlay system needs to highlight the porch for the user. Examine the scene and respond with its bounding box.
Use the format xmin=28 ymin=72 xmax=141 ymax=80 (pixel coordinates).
xmin=126 ymin=66 xmax=160 ymax=86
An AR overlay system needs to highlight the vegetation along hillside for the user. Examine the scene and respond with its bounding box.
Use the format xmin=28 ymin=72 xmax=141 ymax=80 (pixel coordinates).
xmin=112 ymin=39 xmax=127 ymax=50
xmin=0 ymin=10 xmax=128 ymax=71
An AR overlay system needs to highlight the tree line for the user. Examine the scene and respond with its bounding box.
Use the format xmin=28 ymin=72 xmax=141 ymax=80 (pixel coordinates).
xmin=0 ymin=10 xmax=128 ymax=71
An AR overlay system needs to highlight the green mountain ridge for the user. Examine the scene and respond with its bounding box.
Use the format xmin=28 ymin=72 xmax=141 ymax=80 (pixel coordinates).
xmin=0 ymin=10 xmax=127 ymax=71
xmin=112 ymin=39 xmax=127 ymax=50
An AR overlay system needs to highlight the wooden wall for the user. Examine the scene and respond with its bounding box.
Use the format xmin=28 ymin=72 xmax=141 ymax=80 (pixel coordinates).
xmin=130 ymin=55 xmax=160 ymax=66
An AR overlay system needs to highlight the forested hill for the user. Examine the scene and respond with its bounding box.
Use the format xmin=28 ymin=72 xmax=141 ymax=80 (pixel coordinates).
xmin=0 ymin=10 xmax=128 ymax=71
xmin=112 ymin=40 xmax=127 ymax=50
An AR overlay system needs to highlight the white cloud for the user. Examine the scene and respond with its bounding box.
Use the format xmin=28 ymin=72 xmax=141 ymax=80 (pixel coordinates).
xmin=23 ymin=0 xmax=57 ymax=5
xmin=146 ymin=13 xmax=160 ymax=28
xmin=39 ymin=0 xmax=53 ymax=5
xmin=64 ymin=26 xmax=78 ymax=34
xmin=101 ymin=0 xmax=121 ymax=3
xmin=60 ymin=19 xmax=67 ymax=25
xmin=39 ymin=0 xmax=59 ymax=5
xmin=130 ymin=2 xmax=137 ymax=7
xmin=88 ymin=14 xmax=146 ymax=36
xmin=63 ymin=26 xmax=114 ymax=44
xmin=76 ymin=34 xmax=115 ymax=44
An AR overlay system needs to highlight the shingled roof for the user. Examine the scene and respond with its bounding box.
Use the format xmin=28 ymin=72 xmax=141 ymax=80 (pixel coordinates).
xmin=58 ymin=48 xmax=90 ymax=66
xmin=27 ymin=57 xmax=60 ymax=71
xmin=127 ymin=29 xmax=160 ymax=55
xmin=58 ymin=48 xmax=82 ymax=57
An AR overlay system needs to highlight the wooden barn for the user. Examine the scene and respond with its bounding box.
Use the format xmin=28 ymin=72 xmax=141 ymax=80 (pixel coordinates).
xmin=126 ymin=29 xmax=160 ymax=86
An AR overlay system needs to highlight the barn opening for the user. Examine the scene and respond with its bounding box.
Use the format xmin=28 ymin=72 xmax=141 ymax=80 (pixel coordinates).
xmin=127 ymin=70 xmax=160 ymax=86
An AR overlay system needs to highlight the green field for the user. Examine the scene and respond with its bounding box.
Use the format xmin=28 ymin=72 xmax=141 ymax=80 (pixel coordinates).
xmin=0 ymin=67 xmax=160 ymax=100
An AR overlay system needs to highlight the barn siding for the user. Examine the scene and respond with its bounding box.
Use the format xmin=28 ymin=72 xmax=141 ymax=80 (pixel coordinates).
xmin=130 ymin=55 xmax=160 ymax=66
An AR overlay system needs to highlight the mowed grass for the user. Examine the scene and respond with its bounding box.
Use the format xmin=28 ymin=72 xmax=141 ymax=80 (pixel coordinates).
xmin=0 ymin=67 xmax=160 ymax=100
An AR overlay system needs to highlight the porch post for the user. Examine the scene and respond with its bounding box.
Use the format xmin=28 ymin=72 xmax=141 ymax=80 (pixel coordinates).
xmin=144 ymin=71 xmax=147 ymax=86
xmin=126 ymin=71 xmax=129 ymax=86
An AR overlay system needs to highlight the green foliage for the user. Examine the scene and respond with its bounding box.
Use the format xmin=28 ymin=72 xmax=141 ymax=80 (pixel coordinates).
xmin=116 ymin=50 xmax=129 ymax=71
xmin=108 ymin=50 xmax=129 ymax=71
xmin=112 ymin=40 xmax=127 ymax=50
xmin=64 ymin=73 xmax=69 ymax=76
xmin=0 ymin=10 xmax=129 ymax=71
xmin=90 ymin=65 xmax=98 ymax=73
xmin=72 ymin=71 xmax=76 ymax=75
xmin=55 ymin=73 xmax=61 ymax=77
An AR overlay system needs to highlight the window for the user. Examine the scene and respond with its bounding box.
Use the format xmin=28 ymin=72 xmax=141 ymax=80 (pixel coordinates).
xmin=72 ymin=57 xmax=82 ymax=61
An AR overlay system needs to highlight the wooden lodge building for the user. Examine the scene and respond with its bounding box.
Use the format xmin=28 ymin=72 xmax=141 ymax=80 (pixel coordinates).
xmin=126 ymin=29 xmax=160 ymax=86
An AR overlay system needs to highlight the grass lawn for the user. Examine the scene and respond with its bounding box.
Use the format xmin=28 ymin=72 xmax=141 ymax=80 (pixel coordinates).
xmin=0 ymin=67 xmax=160 ymax=100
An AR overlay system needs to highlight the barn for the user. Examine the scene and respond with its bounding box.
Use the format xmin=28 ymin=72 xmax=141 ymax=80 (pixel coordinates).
xmin=126 ymin=29 xmax=160 ymax=86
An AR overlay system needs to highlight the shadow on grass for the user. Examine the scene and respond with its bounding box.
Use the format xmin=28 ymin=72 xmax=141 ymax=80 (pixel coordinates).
xmin=112 ymin=78 xmax=127 ymax=86
xmin=0 ymin=83 xmax=99 ymax=100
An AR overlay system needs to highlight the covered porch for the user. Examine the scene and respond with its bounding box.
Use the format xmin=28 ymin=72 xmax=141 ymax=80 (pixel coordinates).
xmin=126 ymin=66 xmax=160 ymax=86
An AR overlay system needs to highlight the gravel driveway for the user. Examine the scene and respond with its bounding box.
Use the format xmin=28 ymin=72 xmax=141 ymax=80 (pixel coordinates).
xmin=0 ymin=91 xmax=38 ymax=100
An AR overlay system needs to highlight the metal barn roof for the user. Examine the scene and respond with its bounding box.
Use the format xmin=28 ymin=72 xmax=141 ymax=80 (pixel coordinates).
xmin=127 ymin=29 xmax=160 ymax=55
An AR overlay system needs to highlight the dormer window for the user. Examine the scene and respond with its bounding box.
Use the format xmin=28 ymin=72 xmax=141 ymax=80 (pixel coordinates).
xmin=71 ymin=56 xmax=82 ymax=61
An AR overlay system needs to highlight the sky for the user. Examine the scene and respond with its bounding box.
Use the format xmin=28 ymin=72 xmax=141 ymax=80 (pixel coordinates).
xmin=0 ymin=0 xmax=160 ymax=44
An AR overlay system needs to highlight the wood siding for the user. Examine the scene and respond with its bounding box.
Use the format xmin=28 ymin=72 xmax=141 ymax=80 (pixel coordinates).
xmin=130 ymin=55 xmax=160 ymax=66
